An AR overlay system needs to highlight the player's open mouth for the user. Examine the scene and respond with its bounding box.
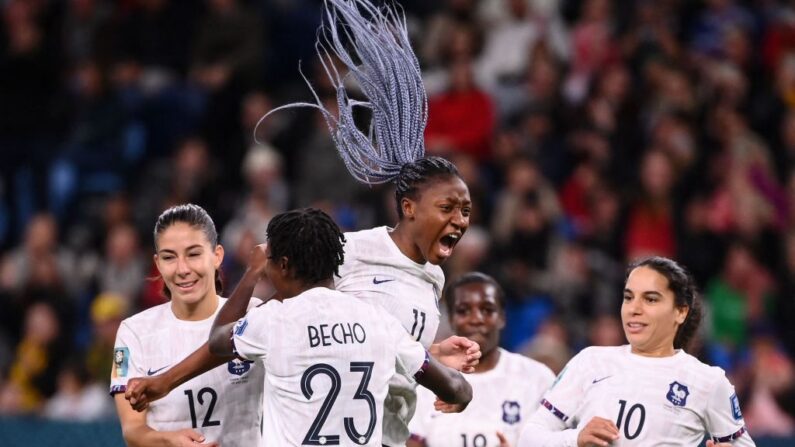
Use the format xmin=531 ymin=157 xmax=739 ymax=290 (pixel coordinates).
xmin=438 ymin=232 xmax=461 ymax=258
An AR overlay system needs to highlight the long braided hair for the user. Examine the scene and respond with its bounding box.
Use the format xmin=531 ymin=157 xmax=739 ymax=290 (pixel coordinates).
xmin=258 ymin=0 xmax=463 ymax=214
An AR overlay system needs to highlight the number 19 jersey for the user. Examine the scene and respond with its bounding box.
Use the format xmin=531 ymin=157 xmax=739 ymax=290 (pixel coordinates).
xmin=526 ymin=345 xmax=755 ymax=446
xmin=110 ymin=298 xmax=265 ymax=447
xmin=232 ymin=287 xmax=428 ymax=446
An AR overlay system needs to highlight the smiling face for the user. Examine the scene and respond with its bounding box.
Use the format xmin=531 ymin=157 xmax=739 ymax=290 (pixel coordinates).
xmin=450 ymin=282 xmax=505 ymax=356
xmin=622 ymin=266 xmax=689 ymax=357
xmin=403 ymin=175 xmax=471 ymax=265
xmin=154 ymin=222 xmax=223 ymax=308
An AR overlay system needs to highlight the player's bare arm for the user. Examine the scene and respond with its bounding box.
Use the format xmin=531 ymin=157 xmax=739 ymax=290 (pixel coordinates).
xmin=208 ymin=244 xmax=269 ymax=356
xmin=414 ymin=353 xmax=473 ymax=412
xmin=429 ymin=335 xmax=481 ymax=373
xmin=126 ymin=245 xmax=269 ymax=411
xmin=114 ymin=394 xmax=220 ymax=447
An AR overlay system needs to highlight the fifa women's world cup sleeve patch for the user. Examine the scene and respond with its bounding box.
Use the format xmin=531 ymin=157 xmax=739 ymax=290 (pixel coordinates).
xmin=109 ymin=347 xmax=130 ymax=395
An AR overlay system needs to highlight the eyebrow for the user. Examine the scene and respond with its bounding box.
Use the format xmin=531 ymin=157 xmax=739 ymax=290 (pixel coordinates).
xmin=624 ymin=289 xmax=664 ymax=298
xmin=157 ymin=244 xmax=204 ymax=255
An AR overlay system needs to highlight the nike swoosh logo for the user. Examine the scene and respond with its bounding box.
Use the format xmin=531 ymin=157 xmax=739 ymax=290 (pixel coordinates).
xmin=592 ymin=375 xmax=612 ymax=384
xmin=373 ymin=277 xmax=395 ymax=285
xmin=147 ymin=365 xmax=169 ymax=376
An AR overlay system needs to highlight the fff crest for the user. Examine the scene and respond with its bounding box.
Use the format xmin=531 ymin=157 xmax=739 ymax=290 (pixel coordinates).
xmin=666 ymin=381 xmax=689 ymax=407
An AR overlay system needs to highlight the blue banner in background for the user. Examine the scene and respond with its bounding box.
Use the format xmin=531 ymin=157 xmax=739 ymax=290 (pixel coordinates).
xmin=0 ymin=418 xmax=793 ymax=447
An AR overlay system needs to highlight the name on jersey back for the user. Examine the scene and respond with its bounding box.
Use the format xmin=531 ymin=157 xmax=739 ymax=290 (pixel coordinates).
xmin=308 ymin=322 xmax=367 ymax=348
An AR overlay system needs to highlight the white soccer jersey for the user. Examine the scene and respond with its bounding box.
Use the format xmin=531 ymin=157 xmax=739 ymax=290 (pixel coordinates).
xmin=232 ymin=287 xmax=428 ymax=447
xmin=110 ymin=298 xmax=265 ymax=447
xmin=410 ymin=349 xmax=555 ymax=446
xmin=335 ymin=226 xmax=446 ymax=446
xmin=519 ymin=345 xmax=755 ymax=447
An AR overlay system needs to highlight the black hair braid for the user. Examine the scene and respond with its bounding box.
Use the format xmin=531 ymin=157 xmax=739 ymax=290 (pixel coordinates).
xmin=267 ymin=208 xmax=346 ymax=284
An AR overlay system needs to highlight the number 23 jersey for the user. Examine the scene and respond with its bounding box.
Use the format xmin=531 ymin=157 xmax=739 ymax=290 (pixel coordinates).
xmin=532 ymin=345 xmax=754 ymax=446
xmin=110 ymin=298 xmax=265 ymax=447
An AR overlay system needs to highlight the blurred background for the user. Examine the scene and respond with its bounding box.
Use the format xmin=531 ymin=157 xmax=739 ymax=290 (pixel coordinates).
xmin=1 ymin=0 xmax=795 ymax=445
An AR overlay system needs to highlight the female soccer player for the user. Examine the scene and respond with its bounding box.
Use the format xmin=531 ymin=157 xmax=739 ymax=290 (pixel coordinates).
xmin=262 ymin=1 xmax=480 ymax=444
xmin=408 ymin=272 xmax=556 ymax=447
xmin=125 ymin=208 xmax=473 ymax=446
xmin=111 ymin=204 xmax=264 ymax=447
xmin=408 ymin=273 xmax=555 ymax=446
xmin=517 ymin=257 xmax=755 ymax=446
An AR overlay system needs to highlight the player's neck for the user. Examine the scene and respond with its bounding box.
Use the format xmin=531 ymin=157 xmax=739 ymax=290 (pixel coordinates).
xmin=279 ymin=278 xmax=335 ymax=299
xmin=171 ymin=293 xmax=219 ymax=321
xmin=473 ymin=347 xmax=501 ymax=373
xmin=630 ymin=343 xmax=676 ymax=358
xmin=389 ymin=224 xmax=426 ymax=264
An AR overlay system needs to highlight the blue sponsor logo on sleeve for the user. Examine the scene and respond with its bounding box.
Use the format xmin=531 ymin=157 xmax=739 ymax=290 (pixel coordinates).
xmin=234 ymin=318 xmax=248 ymax=336
xmin=731 ymin=393 xmax=743 ymax=420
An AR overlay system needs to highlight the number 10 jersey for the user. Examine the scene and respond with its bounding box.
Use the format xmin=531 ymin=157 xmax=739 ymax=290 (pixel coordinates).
xmin=523 ymin=345 xmax=755 ymax=446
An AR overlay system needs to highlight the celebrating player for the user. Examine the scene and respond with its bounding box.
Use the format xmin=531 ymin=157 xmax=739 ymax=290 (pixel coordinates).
xmin=517 ymin=256 xmax=755 ymax=446
xmin=261 ymin=1 xmax=480 ymax=444
xmin=408 ymin=272 xmax=555 ymax=447
xmin=110 ymin=204 xmax=264 ymax=447
xmin=125 ymin=208 xmax=474 ymax=446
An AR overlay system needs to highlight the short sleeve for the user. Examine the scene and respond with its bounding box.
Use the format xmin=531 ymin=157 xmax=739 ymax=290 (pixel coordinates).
xmin=390 ymin=316 xmax=427 ymax=379
xmin=538 ymin=350 xmax=588 ymax=426
xmin=705 ymin=372 xmax=752 ymax=444
xmin=231 ymin=301 xmax=278 ymax=363
xmin=109 ymin=322 xmax=145 ymax=395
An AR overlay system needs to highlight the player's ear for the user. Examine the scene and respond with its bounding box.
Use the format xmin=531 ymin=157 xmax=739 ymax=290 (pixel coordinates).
xmin=401 ymin=197 xmax=416 ymax=220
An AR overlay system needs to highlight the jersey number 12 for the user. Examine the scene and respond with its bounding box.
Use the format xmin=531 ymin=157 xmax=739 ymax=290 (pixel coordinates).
xmin=184 ymin=387 xmax=221 ymax=429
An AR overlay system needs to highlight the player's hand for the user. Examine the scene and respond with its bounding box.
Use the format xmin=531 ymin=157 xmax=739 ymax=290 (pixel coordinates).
xmin=705 ymin=441 xmax=731 ymax=447
xmin=433 ymin=396 xmax=469 ymax=413
xmin=496 ymin=431 xmax=511 ymax=447
xmin=431 ymin=336 xmax=481 ymax=373
xmin=166 ymin=428 xmax=219 ymax=446
xmin=247 ymin=243 xmax=269 ymax=277
xmin=125 ymin=376 xmax=170 ymax=412
xmin=577 ymin=416 xmax=619 ymax=447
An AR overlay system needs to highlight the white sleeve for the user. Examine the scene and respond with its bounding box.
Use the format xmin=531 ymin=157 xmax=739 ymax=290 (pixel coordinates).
xmin=705 ymin=373 xmax=756 ymax=446
xmin=516 ymin=353 xmax=588 ymax=447
xmin=231 ymin=301 xmax=277 ymax=363
xmin=391 ymin=317 xmax=428 ymax=380
xmin=408 ymin=386 xmax=434 ymax=442
xmin=518 ymin=405 xmax=580 ymax=447
xmin=109 ymin=322 xmax=145 ymax=395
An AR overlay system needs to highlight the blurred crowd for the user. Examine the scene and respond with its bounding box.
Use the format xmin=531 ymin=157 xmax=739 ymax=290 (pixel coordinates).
xmin=1 ymin=0 xmax=795 ymax=438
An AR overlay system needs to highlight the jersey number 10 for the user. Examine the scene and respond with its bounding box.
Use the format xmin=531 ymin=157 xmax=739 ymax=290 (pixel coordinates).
xmin=301 ymin=362 xmax=377 ymax=445
xmin=616 ymin=399 xmax=646 ymax=440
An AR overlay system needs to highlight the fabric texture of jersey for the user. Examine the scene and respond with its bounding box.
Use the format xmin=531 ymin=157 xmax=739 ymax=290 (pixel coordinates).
xmin=410 ymin=348 xmax=555 ymax=446
xmin=335 ymin=226 xmax=445 ymax=446
xmin=110 ymin=298 xmax=265 ymax=447
xmin=523 ymin=345 xmax=755 ymax=446
xmin=232 ymin=287 xmax=427 ymax=446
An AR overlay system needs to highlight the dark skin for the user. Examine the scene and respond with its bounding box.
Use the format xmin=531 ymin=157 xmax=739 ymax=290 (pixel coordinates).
xmin=409 ymin=281 xmax=510 ymax=447
xmin=390 ymin=175 xmax=471 ymax=266
xmin=125 ymin=243 xmax=473 ymax=412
